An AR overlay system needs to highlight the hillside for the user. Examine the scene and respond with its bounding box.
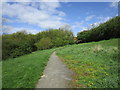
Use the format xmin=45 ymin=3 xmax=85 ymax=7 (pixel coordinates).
xmin=2 ymin=38 xmax=119 ymax=88
xmin=2 ymin=49 xmax=56 ymax=88
xmin=57 ymin=38 xmax=119 ymax=88
xmin=2 ymin=2 xmax=119 ymax=88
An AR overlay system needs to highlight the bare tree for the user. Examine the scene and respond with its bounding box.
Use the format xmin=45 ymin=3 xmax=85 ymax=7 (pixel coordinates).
xmin=59 ymin=24 xmax=72 ymax=31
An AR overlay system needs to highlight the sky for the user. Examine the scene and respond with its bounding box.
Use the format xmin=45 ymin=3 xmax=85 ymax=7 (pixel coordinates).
xmin=2 ymin=1 xmax=118 ymax=36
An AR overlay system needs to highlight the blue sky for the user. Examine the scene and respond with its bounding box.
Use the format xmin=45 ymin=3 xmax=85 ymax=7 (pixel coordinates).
xmin=2 ymin=1 xmax=118 ymax=36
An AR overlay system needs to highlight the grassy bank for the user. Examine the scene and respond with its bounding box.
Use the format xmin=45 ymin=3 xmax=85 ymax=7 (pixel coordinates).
xmin=2 ymin=48 xmax=56 ymax=88
xmin=57 ymin=38 xmax=119 ymax=88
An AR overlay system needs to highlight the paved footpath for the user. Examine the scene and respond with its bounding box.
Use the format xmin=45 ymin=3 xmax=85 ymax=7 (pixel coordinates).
xmin=36 ymin=52 xmax=74 ymax=88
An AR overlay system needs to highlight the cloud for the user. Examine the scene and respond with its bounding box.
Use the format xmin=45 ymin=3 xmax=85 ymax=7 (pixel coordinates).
xmin=2 ymin=18 xmax=13 ymax=23
xmin=71 ymin=21 xmax=90 ymax=32
xmin=1 ymin=0 xmax=37 ymax=2
xmin=2 ymin=0 xmax=60 ymax=2
xmin=2 ymin=25 xmax=39 ymax=34
xmin=71 ymin=21 xmax=89 ymax=36
xmin=2 ymin=2 xmax=66 ymax=30
xmin=110 ymin=2 xmax=118 ymax=8
xmin=72 ymin=15 xmax=96 ymax=31
xmin=97 ymin=16 xmax=112 ymax=22
xmin=72 ymin=21 xmax=84 ymax=29
xmin=85 ymin=15 xmax=95 ymax=21
xmin=88 ymin=16 xmax=112 ymax=28
xmin=72 ymin=16 xmax=112 ymax=33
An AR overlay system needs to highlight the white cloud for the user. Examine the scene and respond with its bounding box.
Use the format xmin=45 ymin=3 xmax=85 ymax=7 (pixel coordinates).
xmin=110 ymin=2 xmax=118 ymax=8
xmin=71 ymin=21 xmax=90 ymax=32
xmin=2 ymin=0 xmax=60 ymax=2
xmin=58 ymin=11 xmax=66 ymax=16
xmin=71 ymin=21 xmax=88 ymax=36
xmin=0 ymin=3 xmax=2 ymax=32
xmin=2 ymin=18 xmax=13 ymax=23
xmin=2 ymin=2 xmax=66 ymax=31
xmin=85 ymin=15 xmax=95 ymax=21
xmin=89 ymin=16 xmax=112 ymax=28
xmin=97 ymin=16 xmax=112 ymax=22
xmin=72 ymin=16 xmax=112 ymax=33
xmin=2 ymin=0 xmax=37 ymax=2
xmin=2 ymin=25 xmax=39 ymax=34
xmin=72 ymin=15 xmax=96 ymax=31
xmin=116 ymin=14 xmax=118 ymax=16
xmin=72 ymin=21 xmax=84 ymax=29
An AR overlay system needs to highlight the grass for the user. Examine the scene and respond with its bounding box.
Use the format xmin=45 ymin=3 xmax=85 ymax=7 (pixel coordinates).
xmin=2 ymin=48 xmax=56 ymax=88
xmin=56 ymin=38 xmax=119 ymax=88
xmin=0 ymin=61 xmax=1 ymax=89
xmin=2 ymin=38 xmax=119 ymax=88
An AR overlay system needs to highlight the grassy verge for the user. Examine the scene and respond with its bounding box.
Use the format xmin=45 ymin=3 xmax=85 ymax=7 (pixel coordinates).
xmin=57 ymin=38 xmax=119 ymax=88
xmin=0 ymin=61 xmax=2 ymax=89
xmin=2 ymin=48 xmax=56 ymax=88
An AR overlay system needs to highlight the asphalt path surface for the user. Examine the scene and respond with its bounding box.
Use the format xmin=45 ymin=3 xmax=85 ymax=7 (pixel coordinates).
xmin=36 ymin=52 xmax=74 ymax=88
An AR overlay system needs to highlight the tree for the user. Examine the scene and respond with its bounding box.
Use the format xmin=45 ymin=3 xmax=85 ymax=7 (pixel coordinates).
xmin=59 ymin=24 xmax=72 ymax=31
xmin=2 ymin=28 xmax=75 ymax=60
xmin=2 ymin=31 xmax=36 ymax=60
xmin=77 ymin=16 xmax=120 ymax=43
xmin=35 ymin=37 xmax=53 ymax=50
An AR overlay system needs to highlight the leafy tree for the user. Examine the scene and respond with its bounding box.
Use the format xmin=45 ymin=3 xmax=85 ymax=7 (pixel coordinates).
xmin=2 ymin=31 xmax=36 ymax=60
xmin=77 ymin=16 xmax=120 ymax=43
xmin=36 ymin=29 xmax=74 ymax=47
xmin=35 ymin=37 xmax=53 ymax=50
xmin=2 ymin=27 xmax=75 ymax=60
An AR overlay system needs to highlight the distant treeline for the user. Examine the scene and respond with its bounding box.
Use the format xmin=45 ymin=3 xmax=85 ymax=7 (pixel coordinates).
xmin=2 ymin=16 xmax=120 ymax=60
xmin=2 ymin=29 xmax=74 ymax=60
xmin=77 ymin=16 xmax=120 ymax=43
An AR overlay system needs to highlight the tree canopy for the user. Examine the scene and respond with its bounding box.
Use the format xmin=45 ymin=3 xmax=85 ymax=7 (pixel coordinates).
xmin=77 ymin=16 xmax=120 ymax=43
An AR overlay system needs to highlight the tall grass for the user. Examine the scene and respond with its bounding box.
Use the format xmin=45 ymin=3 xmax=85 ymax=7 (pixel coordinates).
xmin=57 ymin=38 xmax=119 ymax=88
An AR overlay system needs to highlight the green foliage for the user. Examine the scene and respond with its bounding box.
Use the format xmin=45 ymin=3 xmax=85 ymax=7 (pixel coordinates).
xmin=57 ymin=38 xmax=119 ymax=88
xmin=77 ymin=16 xmax=120 ymax=43
xmin=2 ymin=29 xmax=74 ymax=60
xmin=2 ymin=31 xmax=36 ymax=60
xmin=2 ymin=48 xmax=56 ymax=88
xmin=35 ymin=37 xmax=53 ymax=50
xmin=36 ymin=29 xmax=74 ymax=47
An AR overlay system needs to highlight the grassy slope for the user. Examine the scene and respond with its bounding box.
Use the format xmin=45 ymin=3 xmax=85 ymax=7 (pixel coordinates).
xmin=0 ymin=62 xmax=1 ymax=89
xmin=2 ymin=48 xmax=56 ymax=88
xmin=57 ymin=38 xmax=119 ymax=88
